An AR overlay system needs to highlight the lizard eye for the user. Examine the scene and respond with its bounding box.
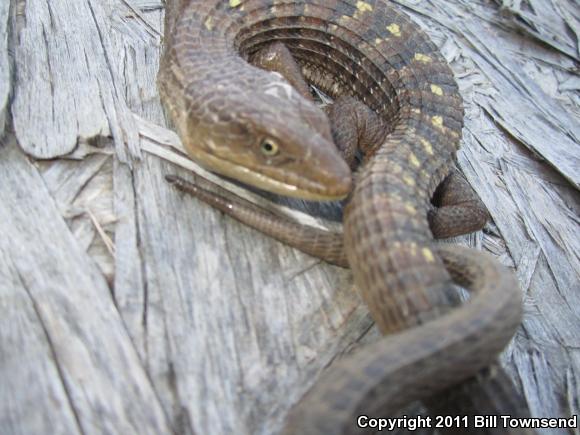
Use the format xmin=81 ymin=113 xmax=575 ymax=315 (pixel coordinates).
xmin=260 ymin=138 xmax=279 ymax=156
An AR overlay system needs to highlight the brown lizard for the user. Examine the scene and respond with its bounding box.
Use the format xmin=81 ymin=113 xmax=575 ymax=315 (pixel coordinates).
xmin=158 ymin=0 xmax=531 ymax=433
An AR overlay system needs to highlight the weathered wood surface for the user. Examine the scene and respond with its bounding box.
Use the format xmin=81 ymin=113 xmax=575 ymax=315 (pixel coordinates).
xmin=0 ymin=0 xmax=9 ymax=134
xmin=1 ymin=0 xmax=578 ymax=434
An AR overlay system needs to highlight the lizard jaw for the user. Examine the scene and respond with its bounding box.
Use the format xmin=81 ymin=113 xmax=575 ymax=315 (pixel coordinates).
xmin=187 ymin=146 xmax=352 ymax=201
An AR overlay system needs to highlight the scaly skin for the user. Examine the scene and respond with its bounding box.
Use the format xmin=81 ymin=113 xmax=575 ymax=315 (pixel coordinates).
xmin=283 ymin=245 xmax=522 ymax=434
xmin=159 ymin=0 xmax=530 ymax=433
xmin=158 ymin=0 xmax=351 ymax=200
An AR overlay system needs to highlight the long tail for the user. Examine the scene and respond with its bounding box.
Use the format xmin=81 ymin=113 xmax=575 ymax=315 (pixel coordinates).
xmin=284 ymin=245 xmax=523 ymax=435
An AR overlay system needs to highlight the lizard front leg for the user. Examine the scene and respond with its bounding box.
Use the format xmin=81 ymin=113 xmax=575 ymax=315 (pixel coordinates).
xmin=327 ymin=96 xmax=490 ymax=239
xmin=429 ymin=171 xmax=489 ymax=238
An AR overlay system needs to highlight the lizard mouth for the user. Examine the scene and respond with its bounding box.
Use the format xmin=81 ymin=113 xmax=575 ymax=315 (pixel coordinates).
xmin=189 ymin=146 xmax=351 ymax=201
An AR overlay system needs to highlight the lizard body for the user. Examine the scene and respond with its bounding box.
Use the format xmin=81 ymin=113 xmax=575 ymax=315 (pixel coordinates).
xmin=159 ymin=1 xmax=529 ymax=433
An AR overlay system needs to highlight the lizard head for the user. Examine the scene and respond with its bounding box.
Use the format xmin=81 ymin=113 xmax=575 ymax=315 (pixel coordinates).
xmin=180 ymin=73 xmax=352 ymax=201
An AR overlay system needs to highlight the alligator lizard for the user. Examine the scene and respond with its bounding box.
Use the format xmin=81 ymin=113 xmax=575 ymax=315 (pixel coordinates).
xmin=158 ymin=0 xmax=529 ymax=432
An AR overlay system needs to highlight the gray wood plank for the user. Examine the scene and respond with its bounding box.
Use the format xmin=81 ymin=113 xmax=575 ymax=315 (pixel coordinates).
xmin=1 ymin=0 xmax=578 ymax=434
xmin=0 ymin=137 xmax=171 ymax=435
xmin=0 ymin=0 xmax=9 ymax=136
xmin=0 ymin=246 xmax=82 ymax=435
xmin=492 ymin=0 xmax=580 ymax=59
xmin=11 ymin=0 xmax=140 ymax=161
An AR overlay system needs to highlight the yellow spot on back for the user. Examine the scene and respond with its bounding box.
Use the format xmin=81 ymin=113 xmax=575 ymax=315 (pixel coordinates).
xmin=403 ymin=175 xmax=416 ymax=187
xmin=405 ymin=203 xmax=417 ymax=215
xmin=414 ymin=53 xmax=432 ymax=63
xmin=387 ymin=24 xmax=401 ymax=37
xmin=229 ymin=0 xmax=241 ymax=7
xmin=432 ymin=116 xmax=444 ymax=128
xmin=409 ymin=152 xmax=420 ymax=168
xmin=204 ymin=16 xmax=214 ymax=30
xmin=422 ymin=248 xmax=435 ymax=263
xmin=339 ymin=15 xmax=352 ymax=25
xmin=431 ymin=84 xmax=443 ymax=96
xmin=356 ymin=1 xmax=373 ymax=12
xmin=420 ymin=138 xmax=434 ymax=156
xmin=375 ymin=38 xmax=384 ymax=46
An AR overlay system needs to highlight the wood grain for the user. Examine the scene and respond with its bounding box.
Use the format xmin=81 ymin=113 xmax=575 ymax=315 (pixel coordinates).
xmin=1 ymin=0 xmax=578 ymax=434
xmin=0 ymin=137 xmax=171 ymax=435
xmin=0 ymin=0 xmax=9 ymax=135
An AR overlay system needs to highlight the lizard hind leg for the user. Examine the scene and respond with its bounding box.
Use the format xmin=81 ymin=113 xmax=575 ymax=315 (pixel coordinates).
xmin=429 ymin=171 xmax=490 ymax=239
xmin=165 ymin=175 xmax=348 ymax=268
